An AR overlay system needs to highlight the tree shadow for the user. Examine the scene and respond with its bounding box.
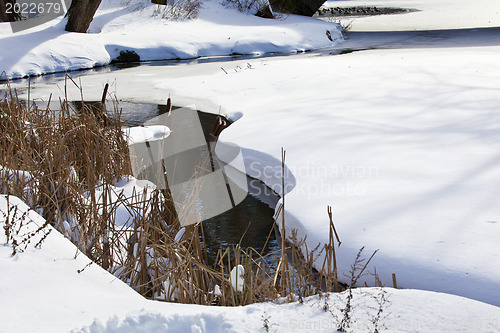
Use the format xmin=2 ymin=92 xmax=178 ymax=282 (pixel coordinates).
xmin=0 ymin=26 xmax=64 ymax=78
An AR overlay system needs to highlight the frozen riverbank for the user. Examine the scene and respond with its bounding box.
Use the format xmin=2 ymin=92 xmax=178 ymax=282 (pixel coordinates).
xmin=0 ymin=0 xmax=343 ymax=79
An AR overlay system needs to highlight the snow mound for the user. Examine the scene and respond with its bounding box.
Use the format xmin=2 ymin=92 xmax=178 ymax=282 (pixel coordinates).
xmin=123 ymin=125 xmax=171 ymax=145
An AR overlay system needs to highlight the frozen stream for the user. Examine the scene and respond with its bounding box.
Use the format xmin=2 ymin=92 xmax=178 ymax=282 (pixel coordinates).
xmin=7 ymin=23 xmax=500 ymax=90
xmin=6 ymin=14 xmax=500 ymax=305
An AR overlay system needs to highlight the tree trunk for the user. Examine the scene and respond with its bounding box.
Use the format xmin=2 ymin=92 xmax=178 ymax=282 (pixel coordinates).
xmin=269 ymin=0 xmax=325 ymax=17
xmin=0 ymin=0 xmax=21 ymax=22
xmin=65 ymin=0 xmax=102 ymax=33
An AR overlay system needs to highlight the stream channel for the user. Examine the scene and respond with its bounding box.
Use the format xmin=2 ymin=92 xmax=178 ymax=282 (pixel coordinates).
xmin=102 ymin=101 xmax=281 ymax=266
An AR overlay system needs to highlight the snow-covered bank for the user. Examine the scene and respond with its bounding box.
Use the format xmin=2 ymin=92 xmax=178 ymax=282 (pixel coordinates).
xmin=2 ymin=194 xmax=500 ymax=332
xmin=0 ymin=0 xmax=343 ymax=79
xmin=0 ymin=195 xmax=144 ymax=332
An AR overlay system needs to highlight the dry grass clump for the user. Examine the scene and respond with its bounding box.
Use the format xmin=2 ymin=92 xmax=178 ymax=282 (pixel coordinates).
xmin=1 ymin=78 xmax=375 ymax=307
xmin=0 ymin=79 xmax=130 ymax=213
xmin=1 ymin=78 xmax=135 ymax=271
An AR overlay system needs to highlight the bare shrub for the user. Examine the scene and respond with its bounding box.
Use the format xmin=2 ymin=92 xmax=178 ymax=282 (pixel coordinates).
xmin=0 ymin=196 xmax=51 ymax=256
xmin=152 ymin=0 xmax=201 ymax=20
xmin=338 ymin=246 xmax=378 ymax=331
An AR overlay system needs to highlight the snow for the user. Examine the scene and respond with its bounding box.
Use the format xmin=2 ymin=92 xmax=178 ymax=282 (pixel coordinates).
xmin=123 ymin=125 xmax=171 ymax=145
xmin=94 ymin=175 xmax=157 ymax=227
xmin=0 ymin=195 xmax=145 ymax=332
xmin=229 ymin=264 xmax=245 ymax=292
xmin=174 ymin=226 xmax=186 ymax=242
xmin=3 ymin=193 xmax=500 ymax=332
xmin=2 ymin=0 xmax=500 ymax=331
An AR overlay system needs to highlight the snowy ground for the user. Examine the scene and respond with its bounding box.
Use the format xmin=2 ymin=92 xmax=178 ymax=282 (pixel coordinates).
xmin=2 ymin=0 xmax=500 ymax=331
xmin=2 ymin=194 xmax=500 ymax=332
